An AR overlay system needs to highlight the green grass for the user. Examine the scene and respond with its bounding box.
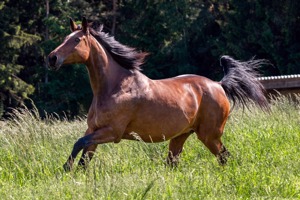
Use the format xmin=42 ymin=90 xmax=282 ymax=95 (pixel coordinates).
xmin=0 ymin=95 xmax=299 ymax=199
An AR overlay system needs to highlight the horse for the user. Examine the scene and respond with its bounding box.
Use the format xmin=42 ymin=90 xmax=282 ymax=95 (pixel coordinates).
xmin=48 ymin=18 xmax=269 ymax=171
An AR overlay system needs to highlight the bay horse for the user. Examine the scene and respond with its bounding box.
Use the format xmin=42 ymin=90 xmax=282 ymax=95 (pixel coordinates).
xmin=48 ymin=18 xmax=269 ymax=171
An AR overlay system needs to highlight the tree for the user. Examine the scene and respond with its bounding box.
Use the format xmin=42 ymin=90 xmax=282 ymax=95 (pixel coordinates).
xmin=215 ymin=0 xmax=300 ymax=75
xmin=0 ymin=1 xmax=39 ymax=117
xmin=116 ymin=1 xmax=202 ymax=78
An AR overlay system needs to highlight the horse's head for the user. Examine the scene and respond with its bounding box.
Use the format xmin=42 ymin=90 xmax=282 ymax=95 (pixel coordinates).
xmin=48 ymin=18 xmax=91 ymax=70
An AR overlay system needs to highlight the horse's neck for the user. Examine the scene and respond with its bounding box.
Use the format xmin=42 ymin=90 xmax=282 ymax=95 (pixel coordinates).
xmin=86 ymin=40 xmax=131 ymax=97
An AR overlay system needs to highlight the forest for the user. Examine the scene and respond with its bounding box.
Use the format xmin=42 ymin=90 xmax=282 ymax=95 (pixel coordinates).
xmin=0 ymin=0 xmax=299 ymax=118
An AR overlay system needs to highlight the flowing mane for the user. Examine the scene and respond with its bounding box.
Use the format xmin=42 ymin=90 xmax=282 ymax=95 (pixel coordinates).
xmin=89 ymin=22 xmax=148 ymax=71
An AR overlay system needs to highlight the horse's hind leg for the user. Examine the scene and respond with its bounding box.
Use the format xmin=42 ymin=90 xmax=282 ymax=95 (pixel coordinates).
xmin=196 ymin=126 xmax=230 ymax=165
xmin=167 ymin=132 xmax=192 ymax=167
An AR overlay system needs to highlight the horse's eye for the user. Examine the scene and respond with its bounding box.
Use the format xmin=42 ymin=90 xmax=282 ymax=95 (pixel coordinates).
xmin=75 ymin=38 xmax=80 ymax=43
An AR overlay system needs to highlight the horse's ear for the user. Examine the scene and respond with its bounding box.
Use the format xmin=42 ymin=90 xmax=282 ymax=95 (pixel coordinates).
xmin=70 ymin=18 xmax=77 ymax=32
xmin=82 ymin=17 xmax=89 ymax=34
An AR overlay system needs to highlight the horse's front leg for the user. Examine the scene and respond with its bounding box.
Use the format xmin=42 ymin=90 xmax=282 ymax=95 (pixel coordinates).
xmin=77 ymin=144 xmax=98 ymax=170
xmin=63 ymin=126 xmax=118 ymax=171
xmin=75 ymin=129 xmax=98 ymax=170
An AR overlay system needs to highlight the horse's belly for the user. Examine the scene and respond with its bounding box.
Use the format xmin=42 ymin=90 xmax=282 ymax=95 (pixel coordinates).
xmin=124 ymin=107 xmax=192 ymax=142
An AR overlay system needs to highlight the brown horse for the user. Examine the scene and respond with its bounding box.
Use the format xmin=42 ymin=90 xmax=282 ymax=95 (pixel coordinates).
xmin=48 ymin=18 xmax=269 ymax=171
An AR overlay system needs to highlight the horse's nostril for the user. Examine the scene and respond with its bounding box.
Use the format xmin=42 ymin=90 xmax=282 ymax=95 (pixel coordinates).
xmin=48 ymin=55 xmax=58 ymax=67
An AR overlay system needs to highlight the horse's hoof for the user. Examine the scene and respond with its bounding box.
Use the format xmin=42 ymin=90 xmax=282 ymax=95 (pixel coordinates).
xmin=166 ymin=157 xmax=179 ymax=168
xmin=77 ymin=161 xmax=88 ymax=171
xmin=63 ymin=162 xmax=72 ymax=172
xmin=217 ymin=149 xmax=231 ymax=166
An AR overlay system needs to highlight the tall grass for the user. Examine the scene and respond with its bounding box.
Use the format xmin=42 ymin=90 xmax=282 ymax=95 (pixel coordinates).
xmin=0 ymin=95 xmax=299 ymax=199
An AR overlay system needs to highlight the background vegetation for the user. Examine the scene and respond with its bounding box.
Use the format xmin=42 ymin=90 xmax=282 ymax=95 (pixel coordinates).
xmin=0 ymin=96 xmax=299 ymax=199
xmin=0 ymin=0 xmax=299 ymax=117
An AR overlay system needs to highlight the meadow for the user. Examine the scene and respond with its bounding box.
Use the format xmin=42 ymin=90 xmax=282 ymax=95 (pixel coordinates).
xmin=0 ymin=95 xmax=299 ymax=199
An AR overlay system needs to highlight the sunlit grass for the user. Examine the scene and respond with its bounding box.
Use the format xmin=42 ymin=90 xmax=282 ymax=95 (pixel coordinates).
xmin=0 ymin=95 xmax=299 ymax=199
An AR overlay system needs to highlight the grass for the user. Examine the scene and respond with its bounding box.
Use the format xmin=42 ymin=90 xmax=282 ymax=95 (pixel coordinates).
xmin=0 ymin=95 xmax=299 ymax=199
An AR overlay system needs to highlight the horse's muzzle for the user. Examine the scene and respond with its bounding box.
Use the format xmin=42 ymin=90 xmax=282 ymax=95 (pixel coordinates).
xmin=48 ymin=54 xmax=60 ymax=70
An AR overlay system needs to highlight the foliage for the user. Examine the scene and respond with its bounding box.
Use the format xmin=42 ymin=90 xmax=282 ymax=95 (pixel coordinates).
xmin=0 ymin=96 xmax=299 ymax=199
xmin=216 ymin=0 xmax=300 ymax=76
xmin=0 ymin=1 xmax=39 ymax=117
xmin=0 ymin=0 xmax=299 ymax=117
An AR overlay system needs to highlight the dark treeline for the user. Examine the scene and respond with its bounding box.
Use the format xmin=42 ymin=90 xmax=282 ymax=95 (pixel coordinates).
xmin=0 ymin=0 xmax=299 ymax=118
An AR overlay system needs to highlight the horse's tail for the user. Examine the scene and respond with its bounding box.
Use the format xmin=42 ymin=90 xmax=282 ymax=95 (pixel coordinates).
xmin=220 ymin=55 xmax=269 ymax=111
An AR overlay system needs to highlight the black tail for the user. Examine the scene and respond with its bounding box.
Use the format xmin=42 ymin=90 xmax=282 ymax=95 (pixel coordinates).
xmin=220 ymin=55 xmax=269 ymax=111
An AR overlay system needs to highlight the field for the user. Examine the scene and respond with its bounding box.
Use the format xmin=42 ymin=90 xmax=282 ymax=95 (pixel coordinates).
xmin=0 ymin=96 xmax=299 ymax=199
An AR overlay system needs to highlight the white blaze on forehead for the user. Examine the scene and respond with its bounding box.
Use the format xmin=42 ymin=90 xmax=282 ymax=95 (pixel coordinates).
xmin=64 ymin=30 xmax=81 ymax=41
xmin=53 ymin=30 xmax=82 ymax=52
xmin=69 ymin=30 xmax=80 ymax=38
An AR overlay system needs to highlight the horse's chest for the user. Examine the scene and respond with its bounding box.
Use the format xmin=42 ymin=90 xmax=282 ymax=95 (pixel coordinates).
xmin=85 ymin=96 xmax=109 ymax=125
xmin=87 ymin=96 xmax=131 ymax=130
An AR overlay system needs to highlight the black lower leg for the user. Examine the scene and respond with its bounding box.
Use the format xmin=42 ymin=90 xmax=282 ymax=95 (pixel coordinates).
xmin=63 ymin=134 xmax=94 ymax=171
xmin=217 ymin=145 xmax=231 ymax=165
xmin=166 ymin=150 xmax=182 ymax=167
xmin=63 ymin=155 xmax=74 ymax=172
xmin=77 ymin=150 xmax=93 ymax=170
xmin=70 ymin=136 xmax=91 ymax=158
xmin=78 ymin=156 xmax=87 ymax=168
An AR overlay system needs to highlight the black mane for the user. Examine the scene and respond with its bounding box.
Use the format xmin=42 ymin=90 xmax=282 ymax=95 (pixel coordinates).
xmin=89 ymin=22 xmax=148 ymax=71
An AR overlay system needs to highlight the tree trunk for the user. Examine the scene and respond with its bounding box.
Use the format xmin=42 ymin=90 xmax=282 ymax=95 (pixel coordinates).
xmin=44 ymin=0 xmax=49 ymax=83
xmin=111 ymin=0 xmax=117 ymax=35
